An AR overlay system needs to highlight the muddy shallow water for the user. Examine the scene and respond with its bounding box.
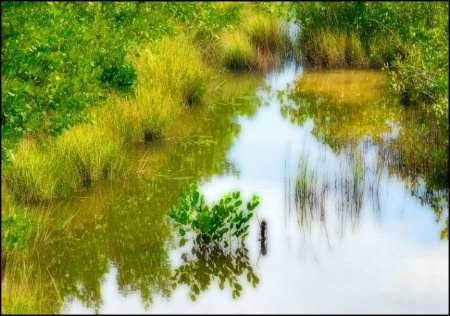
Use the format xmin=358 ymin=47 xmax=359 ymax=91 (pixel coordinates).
xmin=55 ymin=62 xmax=449 ymax=314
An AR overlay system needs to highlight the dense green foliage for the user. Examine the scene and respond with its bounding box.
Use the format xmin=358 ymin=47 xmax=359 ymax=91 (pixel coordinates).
xmin=169 ymin=184 xmax=259 ymax=247
xmin=1 ymin=2 xmax=243 ymax=164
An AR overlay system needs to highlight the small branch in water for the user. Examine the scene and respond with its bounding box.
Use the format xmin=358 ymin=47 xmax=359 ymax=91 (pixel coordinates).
xmin=257 ymin=220 xmax=268 ymax=266
xmin=260 ymin=220 xmax=267 ymax=241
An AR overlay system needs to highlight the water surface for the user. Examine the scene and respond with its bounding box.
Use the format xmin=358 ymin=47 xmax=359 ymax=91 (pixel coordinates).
xmin=56 ymin=62 xmax=449 ymax=314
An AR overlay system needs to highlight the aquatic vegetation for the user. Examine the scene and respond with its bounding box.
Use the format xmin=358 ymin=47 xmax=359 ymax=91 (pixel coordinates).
xmin=169 ymin=183 xmax=260 ymax=301
xmin=287 ymin=138 xmax=382 ymax=248
xmin=169 ymin=183 xmax=259 ymax=247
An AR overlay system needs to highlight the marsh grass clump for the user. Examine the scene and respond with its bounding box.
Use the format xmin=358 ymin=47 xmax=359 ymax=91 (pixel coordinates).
xmin=217 ymin=29 xmax=254 ymax=71
xmin=55 ymin=115 xmax=128 ymax=189
xmin=345 ymin=33 xmax=369 ymax=68
xmin=4 ymin=113 xmax=128 ymax=203
xmin=300 ymin=29 xmax=348 ymax=68
xmin=300 ymin=30 xmax=370 ymax=69
xmin=4 ymin=138 xmax=60 ymax=203
xmin=113 ymin=36 xmax=218 ymax=143
xmin=244 ymin=11 xmax=286 ymax=54
xmin=110 ymin=85 xmax=175 ymax=144
xmin=215 ymin=5 xmax=298 ymax=72
xmin=151 ymin=36 xmax=217 ymax=107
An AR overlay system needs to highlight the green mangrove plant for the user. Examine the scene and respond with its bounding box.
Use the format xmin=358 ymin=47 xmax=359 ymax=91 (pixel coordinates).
xmin=169 ymin=183 xmax=260 ymax=248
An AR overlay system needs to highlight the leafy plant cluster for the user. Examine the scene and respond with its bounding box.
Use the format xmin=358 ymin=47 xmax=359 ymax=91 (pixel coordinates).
xmin=1 ymin=207 xmax=37 ymax=254
xmin=169 ymin=183 xmax=259 ymax=248
xmin=165 ymin=2 xmax=243 ymax=41
xmin=1 ymin=2 xmax=243 ymax=165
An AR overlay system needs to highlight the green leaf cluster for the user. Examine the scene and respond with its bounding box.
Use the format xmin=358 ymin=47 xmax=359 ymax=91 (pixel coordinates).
xmin=164 ymin=2 xmax=243 ymax=40
xmin=1 ymin=207 xmax=37 ymax=254
xmin=169 ymin=183 xmax=259 ymax=247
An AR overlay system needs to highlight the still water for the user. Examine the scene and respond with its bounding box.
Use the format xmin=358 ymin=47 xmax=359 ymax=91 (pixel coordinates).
xmin=58 ymin=62 xmax=448 ymax=314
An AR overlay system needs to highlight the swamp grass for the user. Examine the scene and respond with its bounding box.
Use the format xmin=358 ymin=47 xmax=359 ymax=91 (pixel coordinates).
xmin=4 ymin=115 xmax=128 ymax=204
xmin=216 ymin=7 xmax=297 ymax=72
xmin=299 ymin=28 xmax=396 ymax=69
xmin=217 ymin=29 xmax=254 ymax=70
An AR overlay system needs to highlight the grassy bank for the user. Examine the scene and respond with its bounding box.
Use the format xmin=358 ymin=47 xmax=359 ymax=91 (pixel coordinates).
xmin=1 ymin=2 xmax=293 ymax=206
xmin=1 ymin=2 xmax=292 ymax=313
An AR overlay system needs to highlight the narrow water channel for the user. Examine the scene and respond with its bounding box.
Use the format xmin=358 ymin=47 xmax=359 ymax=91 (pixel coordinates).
xmin=56 ymin=59 xmax=449 ymax=314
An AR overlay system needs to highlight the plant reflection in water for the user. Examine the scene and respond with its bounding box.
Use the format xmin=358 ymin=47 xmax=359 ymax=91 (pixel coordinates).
xmin=169 ymin=183 xmax=260 ymax=301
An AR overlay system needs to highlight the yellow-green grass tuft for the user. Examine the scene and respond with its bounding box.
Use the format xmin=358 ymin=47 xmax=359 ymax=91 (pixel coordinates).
xmin=4 ymin=137 xmax=61 ymax=203
xmin=4 ymin=114 xmax=128 ymax=203
xmin=244 ymin=10 xmax=286 ymax=54
xmin=300 ymin=29 xmax=349 ymax=68
xmin=112 ymin=35 xmax=218 ymax=143
xmin=217 ymin=29 xmax=254 ymax=70
xmin=345 ymin=33 xmax=369 ymax=68
xmin=54 ymin=112 xmax=128 ymax=190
